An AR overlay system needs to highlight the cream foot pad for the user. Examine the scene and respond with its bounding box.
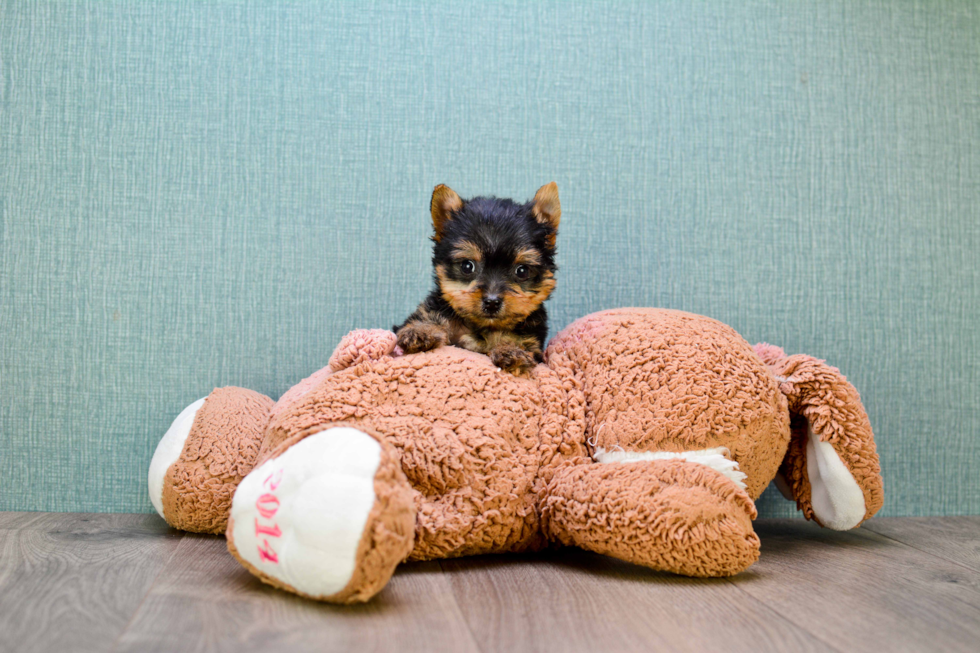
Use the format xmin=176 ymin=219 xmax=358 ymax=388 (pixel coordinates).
xmin=227 ymin=426 xmax=416 ymax=602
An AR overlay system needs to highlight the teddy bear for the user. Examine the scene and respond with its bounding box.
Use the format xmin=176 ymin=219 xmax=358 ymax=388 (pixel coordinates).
xmin=147 ymin=308 xmax=883 ymax=603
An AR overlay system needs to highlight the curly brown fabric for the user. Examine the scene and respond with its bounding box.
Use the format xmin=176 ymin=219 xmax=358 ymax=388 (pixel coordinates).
xmin=754 ymin=345 xmax=884 ymax=526
xmin=261 ymin=346 xmax=585 ymax=561
xmin=162 ymin=387 xmax=273 ymax=534
xmin=546 ymin=309 xmax=791 ymax=500
xmin=543 ymin=458 xmax=760 ymax=576
xmin=154 ymin=309 xmax=883 ymax=603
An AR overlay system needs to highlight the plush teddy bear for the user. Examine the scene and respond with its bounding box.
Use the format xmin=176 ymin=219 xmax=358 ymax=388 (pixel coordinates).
xmin=148 ymin=308 xmax=883 ymax=603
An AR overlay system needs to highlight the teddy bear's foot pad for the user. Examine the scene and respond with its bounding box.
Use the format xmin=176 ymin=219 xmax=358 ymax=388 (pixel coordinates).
xmin=227 ymin=426 xmax=416 ymax=603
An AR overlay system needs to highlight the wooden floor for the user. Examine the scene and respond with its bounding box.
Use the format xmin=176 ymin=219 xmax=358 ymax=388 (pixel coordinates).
xmin=1 ymin=513 xmax=979 ymax=653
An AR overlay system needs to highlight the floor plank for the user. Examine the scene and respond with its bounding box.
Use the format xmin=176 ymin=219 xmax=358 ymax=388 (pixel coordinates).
xmin=0 ymin=511 xmax=46 ymax=529
xmin=113 ymin=533 xmax=481 ymax=653
xmin=728 ymin=519 xmax=980 ymax=653
xmin=0 ymin=513 xmax=183 ymax=653
xmin=440 ymin=550 xmax=832 ymax=653
xmin=863 ymin=516 xmax=980 ymax=573
xmin=3 ymin=513 xmax=979 ymax=653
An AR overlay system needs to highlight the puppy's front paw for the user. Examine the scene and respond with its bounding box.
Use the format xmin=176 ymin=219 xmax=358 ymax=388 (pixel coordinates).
xmin=490 ymin=345 xmax=537 ymax=376
xmin=396 ymin=322 xmax=447 ymax=354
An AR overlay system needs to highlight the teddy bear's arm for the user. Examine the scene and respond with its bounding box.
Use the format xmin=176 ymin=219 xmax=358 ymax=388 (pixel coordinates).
xmin=759 ymin=348 xmax=885 ymax=530
xmin=542 ymin=459 xmax=760 ymax=577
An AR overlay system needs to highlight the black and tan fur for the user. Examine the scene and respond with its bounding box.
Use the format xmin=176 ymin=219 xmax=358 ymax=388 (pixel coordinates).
xmin=394 ymin=183 xmax=561 ymax=375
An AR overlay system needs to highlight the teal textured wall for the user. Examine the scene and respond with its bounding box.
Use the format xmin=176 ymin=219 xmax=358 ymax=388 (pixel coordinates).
xmin=1 ymin=1 xmax=978 ymax=516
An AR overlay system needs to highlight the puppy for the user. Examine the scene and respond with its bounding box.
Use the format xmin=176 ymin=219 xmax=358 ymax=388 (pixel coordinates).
xmin=394 ymin=183 xmax=561 ymax=375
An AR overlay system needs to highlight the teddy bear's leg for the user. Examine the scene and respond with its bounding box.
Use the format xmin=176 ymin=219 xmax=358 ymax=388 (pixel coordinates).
xmin=754 ymin=345 xmax=884 ymax=530
xmin=226 ymin=423 xmax=416 ymax=604
xmin=543 ymin=458 xmax=760 ymax=577
xmin=148 ymin=387 xmax=274 ymax=534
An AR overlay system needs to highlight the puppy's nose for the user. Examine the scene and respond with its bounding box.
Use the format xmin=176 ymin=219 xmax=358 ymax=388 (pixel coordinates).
xmin=482 ymin=296 xmax=503 ymax=315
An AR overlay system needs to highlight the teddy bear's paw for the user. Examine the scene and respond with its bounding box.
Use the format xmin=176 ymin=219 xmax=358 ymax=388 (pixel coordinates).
xmin=149 ymin=388 xmax=274 ymax=534
xmin=545 ymin=458 xmax=760 ymax=577
xmin=227 ymin=426 xmax=416 ymax=603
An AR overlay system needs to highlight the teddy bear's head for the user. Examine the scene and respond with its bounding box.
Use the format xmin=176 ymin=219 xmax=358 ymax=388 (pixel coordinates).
xmin=545 ymin=308 xmax=791 ymax=499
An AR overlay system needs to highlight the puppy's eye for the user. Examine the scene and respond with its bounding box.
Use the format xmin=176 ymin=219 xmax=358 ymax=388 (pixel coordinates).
xmin=514 ymin=265 xmax=530 ymax=280
xmin=460 ymin=260 xmax=475 ymax=275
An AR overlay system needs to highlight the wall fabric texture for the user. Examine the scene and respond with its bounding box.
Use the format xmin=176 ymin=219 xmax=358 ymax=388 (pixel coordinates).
xmin=1 ymin=1 xmax=977 ymax=516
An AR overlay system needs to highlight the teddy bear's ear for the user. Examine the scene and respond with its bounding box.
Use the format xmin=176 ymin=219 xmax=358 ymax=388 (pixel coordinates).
xmin=756 ymin=345 xmax=884 ymax=530
xmin=430 ymin=184 xmax=463 ymax=242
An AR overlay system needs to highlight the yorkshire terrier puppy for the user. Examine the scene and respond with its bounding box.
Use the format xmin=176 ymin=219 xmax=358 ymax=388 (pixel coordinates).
xmin=394 ymin=182 xmax=561 ymax=375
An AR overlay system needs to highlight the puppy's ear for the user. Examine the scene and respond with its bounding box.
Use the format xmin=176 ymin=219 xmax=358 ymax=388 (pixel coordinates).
xmin=431 ymin=184 xmax=463 ymax=242
xmin=532 ymin=182 xmax=561 ymax=248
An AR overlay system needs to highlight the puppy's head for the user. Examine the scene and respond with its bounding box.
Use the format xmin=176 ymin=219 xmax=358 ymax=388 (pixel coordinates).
xmin=429 ymin=183 xmax=561 ymax=329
